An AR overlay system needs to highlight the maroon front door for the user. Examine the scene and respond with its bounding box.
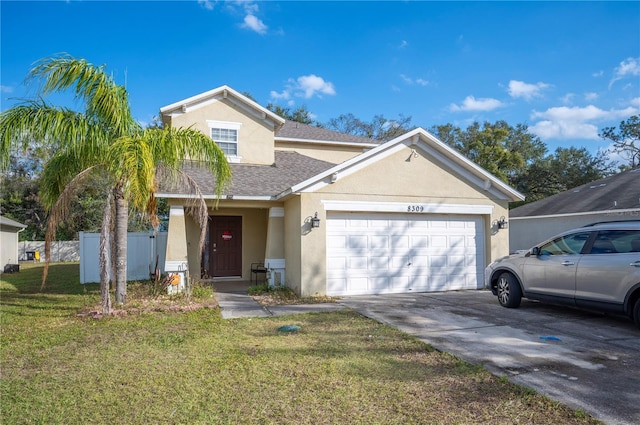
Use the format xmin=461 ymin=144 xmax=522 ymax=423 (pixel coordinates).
xmin=208 ymin=216 xmax=242 ymax=277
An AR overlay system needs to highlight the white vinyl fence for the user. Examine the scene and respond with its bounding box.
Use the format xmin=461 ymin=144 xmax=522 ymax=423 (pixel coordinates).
xmin=79 ymin=231 xmax=167 ymax=284
xmin=19 ymin=240 xmax=79 ymax=262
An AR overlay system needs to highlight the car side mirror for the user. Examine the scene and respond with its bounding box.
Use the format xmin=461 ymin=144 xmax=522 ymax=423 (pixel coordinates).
xmin=531 ymin=247 xmax=541 ymax=256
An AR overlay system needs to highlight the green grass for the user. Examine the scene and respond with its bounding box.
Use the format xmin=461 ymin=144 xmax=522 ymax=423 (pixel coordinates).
xmin=1 ymin=263 xmax=602 ymax=424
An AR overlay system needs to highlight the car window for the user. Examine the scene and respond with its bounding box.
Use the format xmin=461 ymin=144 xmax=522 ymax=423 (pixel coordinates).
xmin=589 ymin=230 xmax=640 ymax=254
xmin=539 ymin=232 xmax=591 ymax=255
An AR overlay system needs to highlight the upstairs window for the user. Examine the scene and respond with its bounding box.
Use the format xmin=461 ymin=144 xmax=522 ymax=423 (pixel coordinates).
xmin=208 ymin=120 xmax=241 ymax=161
xmin=211 ymin=128 xmax=238 ymax=156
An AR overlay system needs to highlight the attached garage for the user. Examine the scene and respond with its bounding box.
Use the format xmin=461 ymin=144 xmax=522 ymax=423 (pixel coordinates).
xmin=326 ymin=211 xmax=484 ymax=296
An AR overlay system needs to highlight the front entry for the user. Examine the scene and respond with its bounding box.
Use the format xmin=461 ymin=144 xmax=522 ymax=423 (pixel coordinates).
xmin=207 ymin=216 xmax=242 ymax=278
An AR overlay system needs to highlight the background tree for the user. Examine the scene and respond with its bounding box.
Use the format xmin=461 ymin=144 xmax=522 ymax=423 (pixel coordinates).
xmin=325 ymin=113 xmax=415 ymax=141
xmin=266 ymin=103 xmax=315 ymax=125
xmin=429 ymin=121 xmax=533 ymax=184
xmin=0 ymin=55 xmax=231 ymax=313
xmin=599 ymin=115 xmax=640 ymax=169
xmin=510 ymin=147 xmax=613 ymax=206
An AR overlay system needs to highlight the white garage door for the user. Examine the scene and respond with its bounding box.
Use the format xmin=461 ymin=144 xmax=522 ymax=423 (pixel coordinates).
xmin=326 ymin=212 xmax=484 ymax=296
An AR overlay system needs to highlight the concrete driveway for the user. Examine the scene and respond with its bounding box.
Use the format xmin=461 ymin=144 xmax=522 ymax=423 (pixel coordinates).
xmin=339 ymin=290 xmax=640 ymax=425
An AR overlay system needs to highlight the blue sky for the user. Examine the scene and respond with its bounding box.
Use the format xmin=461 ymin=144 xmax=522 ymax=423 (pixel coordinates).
xmin=2 ymin=1 xmax=639 ymax=159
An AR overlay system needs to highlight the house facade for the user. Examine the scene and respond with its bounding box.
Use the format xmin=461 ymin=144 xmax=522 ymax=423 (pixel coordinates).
xmin=158 ymin=85 xmax=524 ymax=296
xmin=510 ymin=168 xmax=640 ymax=251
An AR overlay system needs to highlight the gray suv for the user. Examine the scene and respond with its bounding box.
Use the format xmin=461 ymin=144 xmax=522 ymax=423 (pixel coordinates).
xmin=485 ymin=221 xmax=640 ymax=328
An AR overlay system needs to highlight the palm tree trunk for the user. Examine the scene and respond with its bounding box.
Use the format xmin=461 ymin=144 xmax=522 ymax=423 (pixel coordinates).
xmin=114 ymin=184 xmax=128 ymax=305
xmin=99 ymin=191 xmax=113 ymax=315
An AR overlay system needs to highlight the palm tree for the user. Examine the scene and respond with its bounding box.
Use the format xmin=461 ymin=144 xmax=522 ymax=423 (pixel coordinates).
xmin=0 ymin=54 xmax=230 ymax=314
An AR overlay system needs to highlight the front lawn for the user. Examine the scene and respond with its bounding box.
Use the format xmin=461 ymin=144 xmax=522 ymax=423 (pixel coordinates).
xmin=0 ymin=263 xmax=601 ymax=424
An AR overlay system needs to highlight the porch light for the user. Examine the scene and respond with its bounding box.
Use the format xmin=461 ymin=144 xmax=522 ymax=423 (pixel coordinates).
xmin=311 ymin=212 xmax=321 ymax=228
xmin=497 ymin=216 xmax=508 ymax=229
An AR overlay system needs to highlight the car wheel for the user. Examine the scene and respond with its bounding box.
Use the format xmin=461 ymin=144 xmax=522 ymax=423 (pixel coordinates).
xmin=634 ymin=298 xmax=640 ymax=329
xmin=496 ymin=272 xmax=522 ymax=308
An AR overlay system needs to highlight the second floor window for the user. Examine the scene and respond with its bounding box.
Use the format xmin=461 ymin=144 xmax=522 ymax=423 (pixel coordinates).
xmin=211 ymin=127 xmax=238 ymax=156
xmin=208 ymin=120 xmax=241 ymax=161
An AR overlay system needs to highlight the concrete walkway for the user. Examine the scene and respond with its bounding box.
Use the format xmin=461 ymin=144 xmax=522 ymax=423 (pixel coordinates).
xmin=213 ymin=281 xmax=346 ymax=319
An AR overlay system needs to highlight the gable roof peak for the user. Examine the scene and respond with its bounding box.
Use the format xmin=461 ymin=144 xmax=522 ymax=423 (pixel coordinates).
xmin=160 ymin=85 xmax=285 ymax=130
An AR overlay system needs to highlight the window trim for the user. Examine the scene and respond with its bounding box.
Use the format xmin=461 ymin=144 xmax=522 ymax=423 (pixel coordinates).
xmin=207 ymin=120 xmax=242 ymax=163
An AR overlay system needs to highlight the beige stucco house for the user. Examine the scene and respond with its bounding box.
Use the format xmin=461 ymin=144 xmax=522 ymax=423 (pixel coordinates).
xmin=158 ymin=85 xmax=524 ymax=296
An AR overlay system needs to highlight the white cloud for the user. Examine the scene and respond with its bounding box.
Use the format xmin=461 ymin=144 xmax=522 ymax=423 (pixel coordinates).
xmin=592 ymin=70 xmax=604 ymax=78
xmin=198 ymin=0 xmax=214 ymax=11
xmin=399 ymin=40 xmax=408 ymax=49
xmin=529 ymin=104 xmax=640 ymax=140
xmin=561 ymin=93 xmax=575 ymax=104
xmin=450 ymin=95 xmax=504 ymax=112
xmin=400 ymin=74 xmax=429 ymax=86
xmin=216 ymin=1 xmax=268 ymax=35
xmin=609 ymin=57 xmax=640 ymax=89
xmin=269 ymin=90 xmax=290 ymax=100
xmin=0 ymin=85 xmax=13 ymax=93
xmin=530 ymin=119 xmax=600 ymax=140
xmin=584 ymin=92 xmax=599 ymax=102
xmin=507 ymin=80 xmax=550 ymax=101
xmin=270 ymin=75 xmax=336 ymax=102
xmin=603 ymin=142 xmax=632 ymax=167
xmin=241 ymin=14 xmax=267 ymax=35
xmin=297 ymin=75 xmax=336 ymax=98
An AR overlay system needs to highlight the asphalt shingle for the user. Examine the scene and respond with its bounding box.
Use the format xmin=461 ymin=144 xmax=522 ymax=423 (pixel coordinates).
xmin=511 ymin=168 xmax=640 ymax=217
xmin=276 ymin=120 xmax=380 ymax=146
xmin=162 ymin=151 xmax=336 ymax=198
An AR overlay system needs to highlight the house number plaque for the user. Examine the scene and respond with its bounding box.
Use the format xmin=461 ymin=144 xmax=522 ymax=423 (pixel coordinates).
xmin=407 ymin=205 xmax=425 ymax=213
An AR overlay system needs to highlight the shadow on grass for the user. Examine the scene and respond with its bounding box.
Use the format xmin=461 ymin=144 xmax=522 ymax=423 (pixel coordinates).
xmin=1 ymin=263 xmax=100 ymax=320
xmin=0 ymin=262 xmax=99 ymax=295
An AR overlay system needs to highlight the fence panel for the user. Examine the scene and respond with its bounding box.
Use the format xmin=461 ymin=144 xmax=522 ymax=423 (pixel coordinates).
xmin=79 ymin=232 xmax=167 ymax=284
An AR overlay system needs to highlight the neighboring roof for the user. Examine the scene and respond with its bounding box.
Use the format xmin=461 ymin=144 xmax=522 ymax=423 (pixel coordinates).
xmin=281 ymin=127 xmax=525 ymax=202
xmin=158 ymin=151 xmax=336 ymax=199
xmin=511 ymin=168 xmax=640 ymax=218
xmin=276 ymin=120 xmax=380 ymax=147
xmin=0 ymin=216 xmax=27 ymax=229
xmin=160 ymin=85 xmax=285 ymax=132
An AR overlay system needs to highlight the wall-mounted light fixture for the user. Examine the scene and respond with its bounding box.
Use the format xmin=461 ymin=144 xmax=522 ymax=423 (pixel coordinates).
xmin=311 ymin=212 xmax=321 ymax=228
xmin=497 ymin=216 xmax=508 ymax=229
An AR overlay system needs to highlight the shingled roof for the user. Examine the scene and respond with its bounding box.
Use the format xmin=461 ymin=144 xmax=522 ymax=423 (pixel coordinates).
xmin=276 ymin=120 xmax=380 ymax=146
xmin=160 ymin=151 xmax=336 ymax=198
xmin=511 ymin=168 xmax=640 ymax=217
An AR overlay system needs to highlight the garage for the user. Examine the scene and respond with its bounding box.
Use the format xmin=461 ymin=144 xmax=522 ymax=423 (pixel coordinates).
xmin=326 ymin=212 xmax=484 ymax=296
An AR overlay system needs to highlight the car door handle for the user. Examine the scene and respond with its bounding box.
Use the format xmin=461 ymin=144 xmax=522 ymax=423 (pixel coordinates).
xmin=561 ymin=261 xmax=575 ymax=266
xmin=631 ymin=261 xmax=640 ymax=268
